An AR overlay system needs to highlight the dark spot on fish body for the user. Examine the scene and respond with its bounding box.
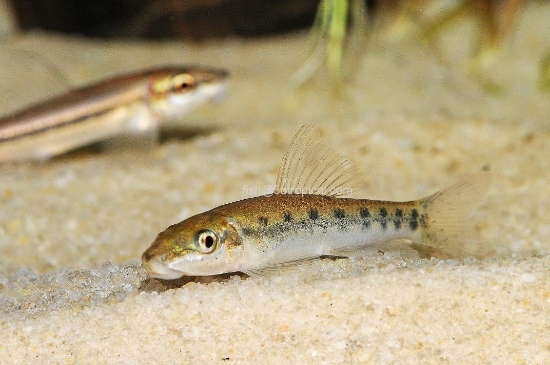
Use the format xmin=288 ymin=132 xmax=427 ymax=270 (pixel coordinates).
xmin=283 ymin=211 xmax=293 ymax=222
xmin=359 ymin=208 xmax=372 ymax=230
xmin=362 ymin=220 xmax=371 ymax=230
xmin=334 ymin=208 xmax=345 ymax=219
xmin=409 ymin=209 xmax=419 ymax=231
xmin=309 ymin=208 xmax=319 ymax=220
xmin=259 ymin=216 xmax=268 ymax=226
xmin=379 ymin=208 xmax=388 ymax=230
xmin=242 ymin=227 xmax=254 ymax=236
xmin=394 ymin=209 xmax=403 ymax=230
xmin=394 ymin=219 xmax=401 ymax=230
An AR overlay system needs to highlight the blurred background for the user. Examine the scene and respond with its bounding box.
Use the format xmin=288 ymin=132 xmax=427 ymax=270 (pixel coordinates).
xmin=1 ymin=0 xmax=548 ymax=131
xmin=0 ymin=0 xmax=527 ymax=41
xmin=6 ymin=0 xmax=320 ymax=39
xmin=2 ymin=0 xmax=542 ymax=87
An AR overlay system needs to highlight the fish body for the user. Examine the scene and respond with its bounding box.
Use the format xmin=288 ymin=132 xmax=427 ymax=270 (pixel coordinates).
xmin=144 ymin=194 xmax=425 ymax=278
xmin=0 ymin=66 xmax=228 ymax=162
xmin=142 ymin=125 xmax=490 ymax=279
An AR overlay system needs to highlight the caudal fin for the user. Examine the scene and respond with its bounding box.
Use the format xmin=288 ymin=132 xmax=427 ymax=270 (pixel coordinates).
xmin=419 ymin=172 xmax=492 ymax=259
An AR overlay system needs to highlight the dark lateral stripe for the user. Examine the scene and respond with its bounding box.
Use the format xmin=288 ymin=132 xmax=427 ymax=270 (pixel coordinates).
xmin=0 ymin=108 xmax=122 ymax=143
xmin=334 ymin=208 xmax=345 ymax=219
xmin=359 ymin=207 xmax=370 ymax=218
xmin=259 ymin=216 xmax=268 ymax=226
xmin=379 ymin=208 xmax=388 ymax=217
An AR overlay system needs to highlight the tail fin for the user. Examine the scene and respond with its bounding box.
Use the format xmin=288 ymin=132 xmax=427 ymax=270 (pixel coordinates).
xmin=419 ymin=172 xmax=492 ymax=259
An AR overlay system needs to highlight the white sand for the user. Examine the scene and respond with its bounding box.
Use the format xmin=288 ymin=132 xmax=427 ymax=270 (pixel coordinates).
xmin=1 ymin=3 xmax=550 ymax=364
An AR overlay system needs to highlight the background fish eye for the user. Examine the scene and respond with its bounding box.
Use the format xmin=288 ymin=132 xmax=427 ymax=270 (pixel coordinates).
xmin=173 ymin=74 xmax=195 ymax=92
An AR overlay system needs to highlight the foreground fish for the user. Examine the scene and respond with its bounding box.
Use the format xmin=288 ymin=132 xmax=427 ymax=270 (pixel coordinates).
xmin=143 ymin=125 xmax=490 ymax=279
xmin=0 ymin=66 xmax=228 ymax=162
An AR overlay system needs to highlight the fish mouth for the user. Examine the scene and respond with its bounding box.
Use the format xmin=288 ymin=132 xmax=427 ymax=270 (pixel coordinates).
xmin=143 ymin=257 xmax=185 ymax=280
xmin=199 ymin=80 xmax=229 ymax=103
xmin=210 ymin=81 xmax=229 ymax=103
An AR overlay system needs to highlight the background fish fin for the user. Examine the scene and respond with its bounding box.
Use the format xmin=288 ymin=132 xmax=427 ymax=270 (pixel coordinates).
xmin=274 ymin=124 xmax=362 ymax=197
xmin=419 ymin=172 xmax=493 ymax=259
xmin=243 ymin=256 xmax=321 ymax=277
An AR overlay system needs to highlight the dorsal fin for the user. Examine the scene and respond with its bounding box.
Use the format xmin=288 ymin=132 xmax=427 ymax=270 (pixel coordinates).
xmin=274 ymin=124 xmax=362 ymax=197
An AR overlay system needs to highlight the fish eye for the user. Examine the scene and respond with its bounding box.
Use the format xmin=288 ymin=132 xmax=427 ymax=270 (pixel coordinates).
xmin=172 ymin=74 xmax=195 ymax=92
xmin=196 ymin=230 xmax=218 ymax=253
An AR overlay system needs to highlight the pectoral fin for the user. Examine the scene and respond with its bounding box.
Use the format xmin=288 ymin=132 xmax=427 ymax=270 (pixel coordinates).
xmin=243 ymin=256 xmax=323 ymax=277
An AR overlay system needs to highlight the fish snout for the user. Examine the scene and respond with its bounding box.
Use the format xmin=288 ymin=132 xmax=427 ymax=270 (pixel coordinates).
xmin=141 ymin=252 xmax=184 ymax=280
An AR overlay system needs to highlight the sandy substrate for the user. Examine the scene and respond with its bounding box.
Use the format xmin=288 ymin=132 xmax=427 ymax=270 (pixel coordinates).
xmin=1 ymin=3 xmax=550 ymax=364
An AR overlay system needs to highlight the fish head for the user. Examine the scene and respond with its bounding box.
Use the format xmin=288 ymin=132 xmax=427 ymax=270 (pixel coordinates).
xmin=149 ymin=66 xmax=229 ymax=120
xmin=142 ymin=212 xmax=243 ymax=279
